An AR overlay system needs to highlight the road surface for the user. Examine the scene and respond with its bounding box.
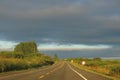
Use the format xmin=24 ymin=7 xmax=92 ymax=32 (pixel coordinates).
xmin=0 ymin=62 xmax=112 ymax=80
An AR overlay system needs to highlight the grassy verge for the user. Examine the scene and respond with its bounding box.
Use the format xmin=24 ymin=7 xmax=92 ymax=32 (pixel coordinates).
xmin=0 ymin=64 xmax=52 ymax=77
xmin=0 ymin=54 xmax=54 ymax=73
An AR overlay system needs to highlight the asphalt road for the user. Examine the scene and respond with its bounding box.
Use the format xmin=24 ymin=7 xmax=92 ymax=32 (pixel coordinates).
xmin=0 ymin=62 xmax=112 ymax=80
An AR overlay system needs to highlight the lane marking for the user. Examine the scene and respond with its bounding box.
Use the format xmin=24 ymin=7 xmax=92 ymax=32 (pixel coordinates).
xmin=46 ymin=72 xmax=50 ymax=75
xmin=50 ymin=71 xmax=53 ymax=72
xmin=68 ymin=64 xmax=88 ymax=80
xmin=38 ymin=62 xmax=65 ymax=79
xmin=39 ymin=75 xmax=45 ymax=79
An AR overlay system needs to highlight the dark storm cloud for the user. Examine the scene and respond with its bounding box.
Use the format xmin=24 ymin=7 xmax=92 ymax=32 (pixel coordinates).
xmin=0 ymin=0 xmax=120 ymax=45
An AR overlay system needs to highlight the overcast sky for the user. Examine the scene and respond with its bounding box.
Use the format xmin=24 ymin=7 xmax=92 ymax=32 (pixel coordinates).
xmin=0 ymin=0 xmax=120 ymax=58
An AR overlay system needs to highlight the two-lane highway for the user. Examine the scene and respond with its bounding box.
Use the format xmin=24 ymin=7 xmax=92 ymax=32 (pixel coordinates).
xmin=0 ymin=62 xmax=112 ymax=80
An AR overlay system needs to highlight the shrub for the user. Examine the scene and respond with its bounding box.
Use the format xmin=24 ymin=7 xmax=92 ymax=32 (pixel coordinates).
xmin=109 ymin=65 xmax=120 ymax=76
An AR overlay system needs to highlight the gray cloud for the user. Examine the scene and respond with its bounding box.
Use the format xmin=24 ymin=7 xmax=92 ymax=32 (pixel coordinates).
xmin=0 ymin=0 xmax=120 ymax=58
xmin=0 ymin=0 xmax=120 ymax=45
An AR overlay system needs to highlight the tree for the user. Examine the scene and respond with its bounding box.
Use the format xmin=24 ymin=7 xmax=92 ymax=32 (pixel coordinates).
xmin=54 ymin=53 xmax=59 ymax=61
xmin=14 ymin=41 xmax=38 ymax=54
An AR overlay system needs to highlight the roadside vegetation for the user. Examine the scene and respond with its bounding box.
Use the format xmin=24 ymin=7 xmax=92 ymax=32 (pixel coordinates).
xmin=0 ymin=41 xmax=54 ymax=73
xmin=67 ymin=57 xmax=120 ymax=79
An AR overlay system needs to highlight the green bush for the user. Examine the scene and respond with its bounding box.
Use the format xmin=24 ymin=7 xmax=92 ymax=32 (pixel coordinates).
xmin=0 ymin=62 xmax=5 ymax=72
xmin=0 ymin=51 xmax=24 ymax=59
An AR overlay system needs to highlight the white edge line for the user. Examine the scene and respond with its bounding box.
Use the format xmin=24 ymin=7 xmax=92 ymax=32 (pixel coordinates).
xmin=68 ymin=63 xmax=88 ymax=80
